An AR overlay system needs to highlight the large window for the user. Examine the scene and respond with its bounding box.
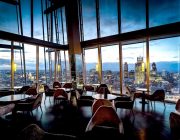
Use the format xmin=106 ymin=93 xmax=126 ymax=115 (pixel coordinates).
xmin=0 ymin=2 xmax=18 ymax=34
xmin=21 ymin=0 xmax=31 ymax=37
xmin=101 ymin=45 xmax=120 ymax=93
xmin=149 ymin=0 xmax=180 ymax=27
xmin=150 ymin=37 xmax=180 ymax=102
xmin=121 ymin=0 xmax=146 ymax=33
xmin=99 ymin=0 xmax=118 ymax=37
xmin=122 ymin=42 xmax=146 ymax=93
xmin=82 ymin=0 xmax=97 ymax=40
xmin=0 ymin=47 xmax=11 ymax=88
xmin=34 ymin=0 xmax=43 ymax=40
xmin=25 ymin=44 xmax=36 ymax=86
xmin=39 ymin=47 xmax=46 ymax=85
xmin=14 ymin=48 xmax=24 ymax=87
xmin=84 ymin=48 xmax=99 ymax=84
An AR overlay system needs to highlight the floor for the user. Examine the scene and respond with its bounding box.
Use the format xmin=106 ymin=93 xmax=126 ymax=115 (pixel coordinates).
xmin=0 ymin=93 xmax=176 ymax=140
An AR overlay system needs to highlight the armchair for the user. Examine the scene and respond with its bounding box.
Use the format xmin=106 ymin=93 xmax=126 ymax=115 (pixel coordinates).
xmin=169 ymin=99 xmax=180 ymax=140
xmin=53 ymin=81 xmax=61 ymax=89
xmin=92 ymin=99 xmax=113 ymax=115
xmin=18 ymin=123 xmax=77 ymax=140
xmin=15 ymin=86 xmax=30 ymax=94
xmin=114 ymin=92 xmax=135 ymax=116
xmin=85 ymin=106 xmax=124 ymax=139
xmin=13 ymin=93 xmax=43 ymax=115
xmin=43 ymin=84 xmax=55 ymax=103
xmin=25 ymin=87 xmax=38 ymax=96
xmin=145 ymin=89 xmax=165 ymax=108
xmin=0 ymin=103 xmax=15 ymax=117
xmin=53 ymin=89 xmax=68 ymax=104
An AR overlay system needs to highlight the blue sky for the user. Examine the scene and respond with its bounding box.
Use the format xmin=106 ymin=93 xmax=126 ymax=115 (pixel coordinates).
xmin=0 ymin=0 xmax=180 ymax=70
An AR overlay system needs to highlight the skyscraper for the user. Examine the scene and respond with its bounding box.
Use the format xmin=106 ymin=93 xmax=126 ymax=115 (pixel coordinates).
xmin=151 ymin=62 xmax=157 ymax=75
xmin=124 ymin=62 xmax=128 ymax=78
xmin=135 ymin=56 xmax=145 ymax=84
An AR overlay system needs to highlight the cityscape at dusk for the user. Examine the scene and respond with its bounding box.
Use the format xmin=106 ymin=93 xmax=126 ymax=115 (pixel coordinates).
xmin=0 ymin=0 xmax=180 ymax=140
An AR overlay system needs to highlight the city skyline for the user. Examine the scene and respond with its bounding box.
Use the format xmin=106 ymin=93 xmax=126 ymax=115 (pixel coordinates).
xmin=0 ymin=0 xmax=180 ymax=71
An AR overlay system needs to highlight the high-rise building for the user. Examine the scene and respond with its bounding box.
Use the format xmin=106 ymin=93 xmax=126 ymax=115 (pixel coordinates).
xmin=135 ymin=56 xmax=145 ymax=84
xmin=124 ymin=62 xmax=128 ymax=78
xmin=151 ymin=62 xmax=157 ymax=75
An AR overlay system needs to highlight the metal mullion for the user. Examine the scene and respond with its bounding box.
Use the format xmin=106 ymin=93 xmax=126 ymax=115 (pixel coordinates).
xmin=31 ymin=0 xmax=34 ymax=38
xmin=41 ymin=0 xmax=47 ymax=84
xmin=146 ymin=0 xmax=150 ymax=93
xmin=118 ymin=0 xmax=122 ymax=94
xmin=18 ymin=0 xmax=26 ymax=84
xmin=95 ymin=0 xmax=102 ymax=83
xmin=11 ymin=41 xmax=14 ymax=90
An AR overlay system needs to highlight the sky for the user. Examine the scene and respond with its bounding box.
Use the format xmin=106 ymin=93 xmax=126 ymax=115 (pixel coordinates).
xmin=0 ymin=0 xmax=180 ymax=70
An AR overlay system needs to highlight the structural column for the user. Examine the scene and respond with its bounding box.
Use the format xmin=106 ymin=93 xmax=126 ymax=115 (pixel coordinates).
xmin=11 ymin=41 xmax=14 ymax=90
xmin=65 ymin=0 xmax=82 ymax=86
xmin=36 ymin=46 xmax=39 ymax=91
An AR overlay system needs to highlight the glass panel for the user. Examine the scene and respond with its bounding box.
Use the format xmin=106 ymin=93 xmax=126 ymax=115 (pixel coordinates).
xmin=65 ymin=51 xmax=71 ymax=81
xmin=84 ymin=48 xmax=99 ymax=84
xmin=99 ymin=0 xmax=118 ymax=37
xmin=121 ymin=0 xmax=146 ymax=33
xmin=21 ymin=0 xmax=31 ymax=37
xmin=62 ymin=7 xmax=68 ymax=44
xmin=14 ymin=49 xmax=24 ymax=87
xmin=101 ymin=45 xmax=120 ymax=93
xmin=34 ymin=0 xmax=43 ymax=40
xmin=60 ymin=51 xmax=66 ymax=82
xmin=39 ymin=47 xmax=45 ymax=84
xmin=0 ymin=2 xmax=18 ymax=34
xmin=149 ymin=0 xmax=180 ymax=27
xmin=0 ymin=48 xmax=11 ymax=88
xmin=24 ymin=44 xmax=36 ymax=86
xmin=82 ymin=0 xmax=97 ymax=40
xmin=150 ymin=37 xmax=180 ymax=102
xmin=122 ymin=42 xmax=146 ymax=94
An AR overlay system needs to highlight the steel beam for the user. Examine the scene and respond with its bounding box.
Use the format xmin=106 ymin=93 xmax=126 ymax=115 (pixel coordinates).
xmin=0 ymin=30 xmax=69 ymax=50
xmin=44 ymin=0 xmax=66 ymax=14
xmin=0 ymin=44 xmax=22 ymax=49
xmin=81 ymin=22 xmax=180 ymax=48
xmin=0 ymin=0 xmax=19 ymax=5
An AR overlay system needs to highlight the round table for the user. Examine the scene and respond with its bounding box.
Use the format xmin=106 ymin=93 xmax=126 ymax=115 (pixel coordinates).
xmin=92 ymin=94 xmax=117 ymax=100
xmin=136 ymin=88 xmax=150 ymax=112
xmin=0 ymin=94 xmax=30 ymax=105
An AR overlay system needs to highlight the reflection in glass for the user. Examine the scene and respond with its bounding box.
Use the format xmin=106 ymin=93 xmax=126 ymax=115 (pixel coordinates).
xmin=121 ymin=0 xmax=146 ymax=33
xmin=84 ymin=48 xmax=99 ymax=84
xmin=122 ymin=42 xmax=146 ymax=93
xmin=82 ymin=0 xmax=97 ymax=40
xmin=150 ymin=37 xmax=180 ymax=102
xmin=101 ymin=45 xmax=120 ymax=93
xmin=99 ymin=0 xmax=118 ymax=37
xmin=149 ymin=0 xmax=180 ymax=27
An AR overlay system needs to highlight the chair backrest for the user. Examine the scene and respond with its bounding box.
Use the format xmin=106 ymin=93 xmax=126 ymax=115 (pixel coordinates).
xmin=175 ymin=99 xmax=180 ymax=112
xmin=43 ymin=84 xmax=50 ymax=92
xmin=33 ymin=93 xmax=43 ymax=109
xmin=84 ymin=85 xmax=94 ymax=92
xmin=18 ymin=124 xmax=77 ymax=140
xmin=92 ymin=99 xmax=113 ymax=115
xmin=0 ymin=103 xmax=15 ymax=116
xmin=53 ymin=81 xmax=61 ymax=88
xmin=17 ymin=86 xmax=30 ymax=94
xmin=86 ymin=106 xmax=124 ymax=134
xmin=53 ymin=89 xmax=68 ymax=99
xmin=25 ymin=87 xmax=37 ymax=95
xmin=97 ymin=87 xmax=110 ymax=94
xmin=126 ymin=86 xmax=131 ymax=96
xmin=152 ymin=89 xmax=165 ymax=100
xmin=63 ymin=83 xmax=72 ymax=89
